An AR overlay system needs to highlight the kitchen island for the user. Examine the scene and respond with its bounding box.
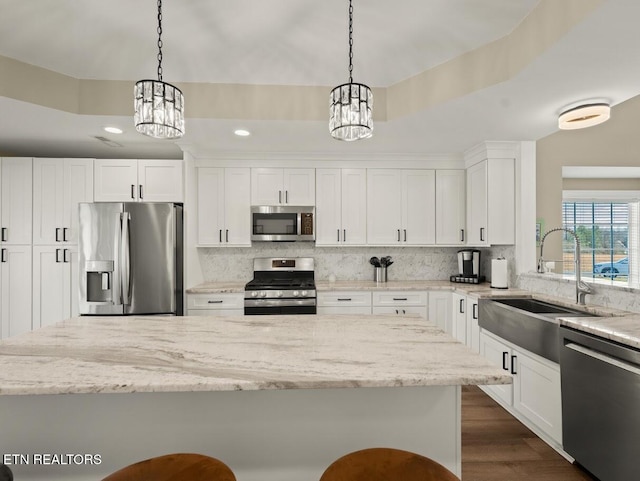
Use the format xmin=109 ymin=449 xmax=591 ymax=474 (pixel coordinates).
xmin=0 ymin=314 xmax=510 ymax=481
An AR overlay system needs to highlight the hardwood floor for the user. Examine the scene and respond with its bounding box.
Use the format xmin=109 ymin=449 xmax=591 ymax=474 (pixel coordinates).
xmin=461 ymin=386 xmax=598 ymax=481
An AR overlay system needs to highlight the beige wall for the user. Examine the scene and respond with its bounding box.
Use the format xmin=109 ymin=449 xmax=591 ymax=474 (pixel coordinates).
xmin=536 ymin=94 xmax=640 ymax=264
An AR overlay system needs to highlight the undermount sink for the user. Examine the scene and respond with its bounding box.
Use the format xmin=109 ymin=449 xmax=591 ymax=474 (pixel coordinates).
xmin=493 ymin=297 xmax=596 ymax=318
xmin=479 ymin=297 xmax=596 ymax=363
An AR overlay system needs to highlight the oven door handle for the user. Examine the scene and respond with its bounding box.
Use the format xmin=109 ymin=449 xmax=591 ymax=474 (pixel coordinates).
xmin=565 ymin=342 xmax=640 ymax=376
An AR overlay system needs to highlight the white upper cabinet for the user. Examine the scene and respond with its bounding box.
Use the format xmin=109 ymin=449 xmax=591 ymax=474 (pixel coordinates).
xmin=33 ymin=158 xmax=93 ymax=245
xmin=0 ymin=157 xmax=32 ymax=245
xmin=367 ymin=169 xmax=402 ymax=245
xmin=94 ymin=159 xmax=183 ymax=202
xmin=316 ymin=168 xmax=367 ymax=246
xmin=367 ymin=169 xmax=435 ymax=245
xmin=197 ymin=167 xmax=251 ymax=246
xmin=251 ymin=168 xmax=315 ymax=205
xmin=435 ymin=170 xmax=466 ymax=245
xmin=401 ymin=169 xmax=435 ymax=245
xmin=466 ymin=158 xmax=515 ymax=245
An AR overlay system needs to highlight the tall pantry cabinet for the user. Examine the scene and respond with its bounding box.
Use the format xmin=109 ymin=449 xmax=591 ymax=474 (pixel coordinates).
xmin=0 ymin=158 xmax=33 ymax=339
xmin=32 ymin=158 xmax=93 ymax=328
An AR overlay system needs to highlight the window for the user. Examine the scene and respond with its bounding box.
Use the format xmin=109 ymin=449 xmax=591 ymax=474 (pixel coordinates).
xmin=562 ymin=202 xmax=631 ymax=283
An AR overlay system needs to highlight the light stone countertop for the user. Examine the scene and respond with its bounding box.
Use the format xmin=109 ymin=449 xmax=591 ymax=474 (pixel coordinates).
xmin=559 ymin=315 xmax=640 ymax=350
xmin=186 ymin=279 xmax=530 ymax=297
xmin=0 ymin=314 xmax=511 ymax=396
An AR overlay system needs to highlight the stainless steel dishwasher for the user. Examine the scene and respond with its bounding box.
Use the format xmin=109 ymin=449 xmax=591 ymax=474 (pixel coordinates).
xmin=559 ymin=326 xmax=640 ymax=481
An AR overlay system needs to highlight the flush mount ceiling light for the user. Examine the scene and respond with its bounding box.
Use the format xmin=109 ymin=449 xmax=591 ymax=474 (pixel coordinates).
xmin=558 ymin=103 xmax=610 ymax=130
xmin=329 ymin=0 xmax=373 ymax=141
xmin=234 ymin=129 xmax=251 ymax=137
xmin=134 ymin=0 xmax=184 ymax=140
xmin=104 ymin=126 xmax=123 ymax=134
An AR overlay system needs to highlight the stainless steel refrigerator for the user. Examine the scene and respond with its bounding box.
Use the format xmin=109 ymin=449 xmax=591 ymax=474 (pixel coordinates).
xmin=78 ymin=202 xmax=183 ymax=315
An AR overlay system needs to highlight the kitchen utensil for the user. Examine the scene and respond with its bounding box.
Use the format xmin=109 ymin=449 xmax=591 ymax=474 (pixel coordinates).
xmin=369 ymin=257 xmax=381 ymax=267
xmin=380 ymin=256 xmax=393 ymax=267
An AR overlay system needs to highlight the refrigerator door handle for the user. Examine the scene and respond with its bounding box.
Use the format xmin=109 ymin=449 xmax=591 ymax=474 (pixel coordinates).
xmin=121 ymin=212 xmax=131 ymax=305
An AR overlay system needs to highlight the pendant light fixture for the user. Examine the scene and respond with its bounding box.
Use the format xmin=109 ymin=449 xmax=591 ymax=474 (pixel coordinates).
xmin=134 ymin=0 xmax=185 ymax=139
xmin=329 ymin=0 xmax=373 ymax=141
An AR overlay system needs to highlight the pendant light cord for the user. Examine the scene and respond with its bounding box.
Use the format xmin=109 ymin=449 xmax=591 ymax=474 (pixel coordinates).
xmin=348 ymin=0 xmax=353 ymax=84
xmin=156 ymin=0 xmax=163 ymax=82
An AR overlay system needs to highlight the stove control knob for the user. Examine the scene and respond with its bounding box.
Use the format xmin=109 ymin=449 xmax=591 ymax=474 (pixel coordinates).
xmin=293 ymin=290 xmax=299 ymax=297
xmin=301 ymin=290 xmax=308 ymax=297
xmin=260 ymin=291 xmax=267 ymax=298
xmin=251 ymin=291 xmax=258 ymax=298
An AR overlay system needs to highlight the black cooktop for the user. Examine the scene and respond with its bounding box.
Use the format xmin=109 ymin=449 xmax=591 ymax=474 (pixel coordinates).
xmin=245 ymin=272 xmax=315 ymax=291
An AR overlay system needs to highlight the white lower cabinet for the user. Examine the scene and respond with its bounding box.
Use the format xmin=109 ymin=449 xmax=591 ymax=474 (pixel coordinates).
xmin=1 ymin=245 xmax=32 ymax=339
xmin=32 ymin=245 xmax=78 ymax=329
xmin=466 ymin=295 xmax=480 ymax=354
xmin=451 ymin=292 xmax=467 ymax=343
xmin=187 ymin=293 xmax=244 ymax=316
xmin=372 ymin=291 xmax=428 ymax=318
xmin=479 ymin=330 xmax=563 ymax=446
xmin=427 ymin=291 xmax=451 ymax=333
xmin=317 ymin=291 xmax=372 ymax=315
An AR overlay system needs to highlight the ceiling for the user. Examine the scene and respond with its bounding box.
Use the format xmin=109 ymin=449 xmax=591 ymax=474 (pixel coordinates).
xmin=1 ymin=0 xmax=639 ymax=160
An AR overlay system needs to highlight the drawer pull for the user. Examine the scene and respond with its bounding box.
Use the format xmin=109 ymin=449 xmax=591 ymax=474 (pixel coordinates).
xmin=207 ymin=300 xmax=224 ymax=304
xmin=337 ymin=298 xmax=352 ymax=301
xmin=393 ymin=297 xmax=408 ymax=301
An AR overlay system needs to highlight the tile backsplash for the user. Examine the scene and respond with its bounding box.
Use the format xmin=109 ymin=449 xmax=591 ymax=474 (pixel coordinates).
xmin=198 ymin=244 xmax=515 ymax=283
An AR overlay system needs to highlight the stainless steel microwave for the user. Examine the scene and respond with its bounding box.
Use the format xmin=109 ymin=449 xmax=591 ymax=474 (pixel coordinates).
xmin=251 ymin=206 xmax=315 ymax=242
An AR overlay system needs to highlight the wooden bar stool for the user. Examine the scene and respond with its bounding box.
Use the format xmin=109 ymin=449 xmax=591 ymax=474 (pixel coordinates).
xmin=319 ymin=448 xmax=460 ymax=481
xmin=101 ymin=453 xmax=236 ymax=481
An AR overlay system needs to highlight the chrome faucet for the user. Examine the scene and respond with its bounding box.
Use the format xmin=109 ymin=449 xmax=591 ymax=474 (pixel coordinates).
xmin=538 ymin=227 xmax=591 ymax=305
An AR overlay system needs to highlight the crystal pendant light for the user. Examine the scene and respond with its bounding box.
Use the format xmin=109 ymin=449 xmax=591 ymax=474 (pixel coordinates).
xmin=134 ymin=0 xmax=185 ymax=139
xmin=329 ymin=0 xmax=373 ymax=141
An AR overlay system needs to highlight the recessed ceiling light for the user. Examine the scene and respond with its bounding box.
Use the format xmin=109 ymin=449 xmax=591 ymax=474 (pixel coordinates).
xmin=234 ymin=129 xmax=251 ymax=137
xmin=104 ymin=126 xmax=123 ymax=134
xmin=558 ymin=103 xmax=610 ymax=130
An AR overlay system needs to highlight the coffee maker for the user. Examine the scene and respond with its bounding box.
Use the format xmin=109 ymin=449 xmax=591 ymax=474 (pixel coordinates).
xmin=450 ymin=249 xmax=485 ymax=284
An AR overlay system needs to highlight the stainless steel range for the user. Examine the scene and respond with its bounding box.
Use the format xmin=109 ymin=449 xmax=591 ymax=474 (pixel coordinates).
xmin=244 ymin=257 xmax=316 ymax=315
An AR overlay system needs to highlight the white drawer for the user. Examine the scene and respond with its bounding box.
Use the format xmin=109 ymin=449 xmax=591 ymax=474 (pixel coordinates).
xmin=372 ymin=291 xmax=427 ymax=307
xmin=317 ymin=291 xmax=372 ymax=307
xmin=187 ymin=293 xmax=244 ymax=310
xmin=317 ymin=306 xmax=372 ymax=315
xmin=372 ymin=306 xmax=428 ymax=318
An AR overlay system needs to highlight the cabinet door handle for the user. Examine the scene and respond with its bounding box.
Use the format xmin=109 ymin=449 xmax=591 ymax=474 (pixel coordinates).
xmin=55 ymin=227 xmax=61 ymax=242
xmin=395 ymin=309 xmax=399 ymax=315
xmin=337 ymin=229 xmax=340 ymax=242
xmin=1 ymin=248 xmax=6 ymax=262
xmin=63 ymin=227 xmax=68 ymax=242
xmin=63 ymin=249 xmax=70 ymax=263
xmin=397 ymin=229 xmax=401 ymax=242
xmin=278 ymin=190 xmax=282 ymax=204
xmin=402 ymin=309 xmax=406 ymax=315
xmin=225 ymin=229 xmax=229 ymax=243
xmin=343 ymin=229 xmax=346 ymax=243
xmin=139 ymin=184 xmax=144 ymax=200
xmin=1 ymin=227 xmax=6 ymax=242
xmin=460 ymin=229 xmax=465 ymax=242
xmin=131 ymin=184 xmax=136 ymax=199
xmin=459 ymin=298 xmax=464 ymax=313
xmin=219 ymin=229 xmax=222 ymax=243
xmin=207 ymin=300 xmax=224 ymax=304
xmin=55 ymin=248 xmax=62 ymax=263
xmin=404 ymin=229 xmax=407 ymax=242
xmin=480 ymin=227 xmax=485 ymax=242
xmin=337 ymin=298 xmax=352 ymax=301
xmin=285 ymin=190 xmax=289 ymax=203
xmin=510 ymin=355 xmax=517 ymax=374
xmin=393 ymin=297 xmax=408 ymax=301
xmin=502 ymin=351 xmax=509 ymax=371
xmin=472 ymin=303 xmax=478 ymax=319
